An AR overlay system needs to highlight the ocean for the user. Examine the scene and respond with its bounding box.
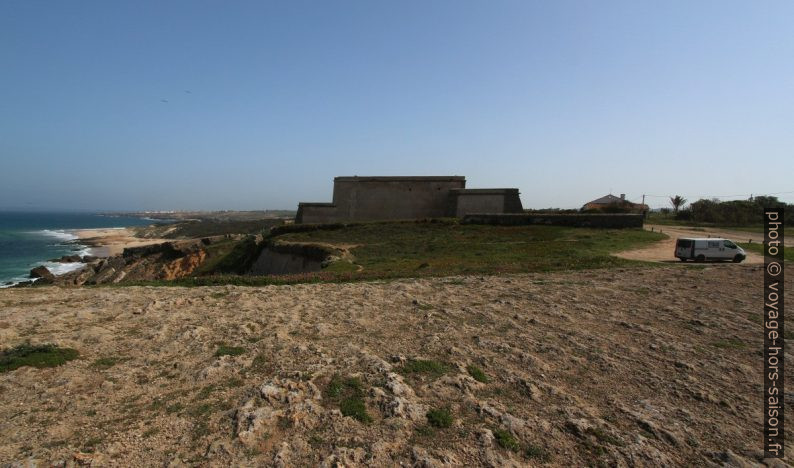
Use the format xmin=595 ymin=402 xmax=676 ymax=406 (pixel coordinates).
xmin=0 ymin=211 xmax=167 ymax=287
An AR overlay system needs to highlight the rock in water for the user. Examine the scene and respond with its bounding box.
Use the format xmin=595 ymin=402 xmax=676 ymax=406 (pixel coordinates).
xmin=29 ymin=266 xmax=54 ymax=280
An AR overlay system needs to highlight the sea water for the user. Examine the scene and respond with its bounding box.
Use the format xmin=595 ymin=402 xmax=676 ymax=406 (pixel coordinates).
xmin=0 ymin=211 xmax=167 ymax=286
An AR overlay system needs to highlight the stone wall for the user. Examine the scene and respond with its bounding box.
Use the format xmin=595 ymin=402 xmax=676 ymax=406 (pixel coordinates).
xmin=297 ymin=176 xmax=465 ymax=224
xmin=462 ymin=213 xmax=644 ymax=229
xmin=295 ymin=176 xmax=526 ymax=224
xmin=450 ymin=189 xmax=524 ymax=217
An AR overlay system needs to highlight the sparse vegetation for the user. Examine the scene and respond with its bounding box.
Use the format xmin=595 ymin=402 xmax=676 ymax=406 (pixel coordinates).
xmin=401 ymin=359 xmax=451 ymax=378
xmin=214 ymin=345 xmax=246 ymax=357
xmin=524 ymin=443 xmax=551 ymax=462
xmin=115 ymin=221 xmax=665 ymax=287
xmin=711 ymin=339 xmax=746 ymax=350
xmin=0 ymin=343 xmax=78 ymax=373
xmin=91 ymin=357 xmax=122 ymax=369
xmin=426 ymin=407 xmax=453 ymax=428
xmin=493 ymin=428 xmax=520 ymax=451
xmin=325 ymin=374 xmax=371 ymax=423
xmin=467 ymin=364 xmax=489 ymax=383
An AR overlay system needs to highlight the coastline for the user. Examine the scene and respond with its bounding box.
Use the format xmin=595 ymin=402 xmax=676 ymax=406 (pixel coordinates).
xmin=69 ymin=227 xmax=168 ymax=257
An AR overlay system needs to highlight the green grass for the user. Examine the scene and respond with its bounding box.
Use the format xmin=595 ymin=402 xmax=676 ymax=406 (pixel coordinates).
xmin=467 ymin=364 xmax=489 ymax=383
xmin=138 ymin=219 xmax=284 ymax=239
xmin=91 ymin=357 xmax=122 ymax=369
xmin=493 ymin=428 xmax=520 ymax=451
xmin=740 ymin=242 xmax=794 ymax=262
xmin=426 ymin=408 xmax=453 ymax=428
xmin=1 ymin=343 xmax=79 ymax=373
xmin=214 ymin=345 xmax=246 ymax=357
xmin=325 ymin=375 xmax=371 ymax=423
xmin=113 ymin=221 xmax=665 ymax=287
xmin=711 ymin=339 xmax=746 ymax=350
xmin=277 ymin=222 xmax=665 ymax=279
xmin=401 ymin=359 xmax=452 ymax=378
xmin=524 ymin=443 xmax=551 ymax=462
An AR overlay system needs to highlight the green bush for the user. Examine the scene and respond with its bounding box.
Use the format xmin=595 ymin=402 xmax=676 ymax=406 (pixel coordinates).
xmin=426 ymin=408 xmax=453 ymax=428
xmin=1 ymin=343 xmax=78 ymax=372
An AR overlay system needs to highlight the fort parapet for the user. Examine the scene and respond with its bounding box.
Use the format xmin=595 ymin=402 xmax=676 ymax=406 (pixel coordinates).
xmin=295 ymin=176 xmax=523 ymax=224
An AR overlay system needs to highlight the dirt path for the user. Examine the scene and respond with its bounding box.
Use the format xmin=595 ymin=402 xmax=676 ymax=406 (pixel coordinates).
xmin=615 ymin=224 xmax=765 ymax=264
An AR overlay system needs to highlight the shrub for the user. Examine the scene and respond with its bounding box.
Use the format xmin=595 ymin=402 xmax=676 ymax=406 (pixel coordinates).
xmin=493 ymin=428 xmax=520 ymax=451
xmin=0 ymin=343 xmax=78 ymax=372
xmin=426 ymin=408 xmax=453 ymax=428
xmin=214 ymin=345 xmax=245 ymax=357
xmin=467 ymin=364 xmax=489 ymax=383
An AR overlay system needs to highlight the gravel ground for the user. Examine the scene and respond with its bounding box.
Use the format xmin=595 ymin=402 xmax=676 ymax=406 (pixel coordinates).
xmin=0 ymin=264 xmax=791 ymax=466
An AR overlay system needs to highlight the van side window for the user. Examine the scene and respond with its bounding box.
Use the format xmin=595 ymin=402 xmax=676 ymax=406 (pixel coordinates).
xmin=724 ymin=240 xmax=736 ymax=249
xmin=708 ymin=241 xmax=720 ymax=248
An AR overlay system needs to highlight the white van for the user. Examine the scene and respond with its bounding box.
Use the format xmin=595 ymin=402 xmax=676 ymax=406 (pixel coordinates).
xmin=675 ymin=238 xmax=746 ymax=263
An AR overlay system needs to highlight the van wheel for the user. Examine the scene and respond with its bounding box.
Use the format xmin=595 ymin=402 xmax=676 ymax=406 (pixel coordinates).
xmin=678 ymin=257 xmax=687 ymax=262
xmin=695 ymin=255 xmax=705 ymax=263
xmin=733 ymin=255 xmax=744 ymax=263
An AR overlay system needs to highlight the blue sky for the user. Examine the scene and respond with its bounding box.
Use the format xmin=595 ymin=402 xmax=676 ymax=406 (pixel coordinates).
xmin=1 ymin=0 xmax=792 ymax=211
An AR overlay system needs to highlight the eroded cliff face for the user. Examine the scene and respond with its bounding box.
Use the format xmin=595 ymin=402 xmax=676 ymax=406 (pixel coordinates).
xmin=49 ymin=240 xmax=212 ymax=286
xmin=161 ymin=250 xmax=207 ymax=280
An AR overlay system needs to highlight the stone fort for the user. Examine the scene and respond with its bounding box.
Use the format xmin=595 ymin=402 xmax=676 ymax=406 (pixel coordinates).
xmin=295 ymin=176 xmax=523 ymax=224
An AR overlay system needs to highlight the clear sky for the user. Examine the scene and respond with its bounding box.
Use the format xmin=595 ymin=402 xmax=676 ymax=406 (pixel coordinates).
xmin=1 ymin=0 xmax=792 ymax=211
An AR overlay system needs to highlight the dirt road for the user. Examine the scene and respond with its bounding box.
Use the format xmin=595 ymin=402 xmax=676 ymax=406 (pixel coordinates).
xmin=615 ymin=224 xmax=766 ymax=264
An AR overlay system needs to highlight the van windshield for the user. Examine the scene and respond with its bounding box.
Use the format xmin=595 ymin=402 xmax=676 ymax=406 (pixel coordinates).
xmin=724 ymin=240 xmax=737 ymax=249
xmin=677 ymin=239 xmax=692 ymax=248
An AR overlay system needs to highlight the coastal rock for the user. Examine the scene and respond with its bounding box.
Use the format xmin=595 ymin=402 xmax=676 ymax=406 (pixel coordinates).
xmin=49 ymin=254 xmax=82 ymax=263
xmin=29 ymin=266 xmax=54 ymax=280
xmin=81 ymin=255 xmax=98 ymax=263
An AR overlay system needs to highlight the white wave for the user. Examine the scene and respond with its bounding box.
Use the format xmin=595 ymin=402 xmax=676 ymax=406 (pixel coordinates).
xmin=36 ymin=229 xmax=79 ymax=242
xmin=41 ymin=261 xmax=86 ymax=276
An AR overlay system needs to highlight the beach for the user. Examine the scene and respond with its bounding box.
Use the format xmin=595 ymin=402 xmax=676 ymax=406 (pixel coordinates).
xmin=71 ymin=228 xmax=168 ymax=257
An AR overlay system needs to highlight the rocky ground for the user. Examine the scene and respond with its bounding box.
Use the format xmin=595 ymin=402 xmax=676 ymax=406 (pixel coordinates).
xmin=0 ymin=264 xmax=791 ymax=467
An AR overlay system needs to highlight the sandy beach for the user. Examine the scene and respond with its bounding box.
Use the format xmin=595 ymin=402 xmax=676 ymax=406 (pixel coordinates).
xmin=0 ymin=265 xmax=789 ymax=466
xmin=70 ymin=228 xmax=168 ymax=257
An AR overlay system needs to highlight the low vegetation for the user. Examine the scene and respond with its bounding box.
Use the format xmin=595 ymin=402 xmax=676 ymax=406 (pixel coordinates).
xmin=493 ymin=428 xmax=520 ymax=451
xmin=120 ymin=221 xmax=665 ymax=287
xmin=466 ymin=364 xmax=489 ymax=383
xmin=426 ymin=408 xmax=453 ymax=428
xmin=214 ymin=345 xmax=246 ymax=357
xmin=740 ymin=242 xmax=794 ymax=262
xmin=137 ymin=219 xmax=285 ymax=239
xmin=0 ymin=343 xmax=78 ymax=373
xmin=325 ymin=375 xmax=371 ymax=423
xmin=401 ymin=359 xmax=452 ymax=378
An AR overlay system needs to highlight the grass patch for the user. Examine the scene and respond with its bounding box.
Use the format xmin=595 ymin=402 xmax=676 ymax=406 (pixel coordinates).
xmin=166 ymin=403 xmax=184 ymax=414
xmin=113 ymin=221 xmax=665 ymax=287
xmin=524 ymin=443 xmax=551 ymax=462
xmin=325 ymin=374 xmax=371 ymax=423
xmin=0 ymin=343 xmax=78 ymax=372
xmin=401 ymin=359 xmax=452 ymax=378
xmin=493 ymin=428 xmax=520 ymax=451
xmin=91 ymin=357 xmax=122 ymax=369
xmin=214 ymin=345 xmax=245 ymax=357
xmin=740 ymin=242 xmax=794 ymax=262
xmin=467 ymin=364 xmax=489 ymax=383
xmin=278 ymin=222 xmax=665 ymax=278
xmin=426 ymin=408 xmax=453 ymax=428
xmin=711 ymin=339 xmax=746 ymax=350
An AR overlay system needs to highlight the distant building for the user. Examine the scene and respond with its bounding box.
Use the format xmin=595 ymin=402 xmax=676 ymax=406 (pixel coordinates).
xmin=582 ymin=193 xmax=648 ymax=213
xmin=296 ymin=176 xmax=523 ymax=224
